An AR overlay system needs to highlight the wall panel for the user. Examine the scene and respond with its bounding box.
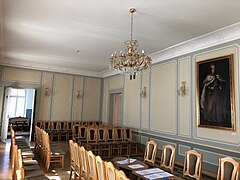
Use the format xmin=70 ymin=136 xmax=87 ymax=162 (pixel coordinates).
xmin=39 ymin=72 xmax=53 ymax=121
xmin=2 ymin=67 xmax=41 ymax=84
xmin=51 ymin=74 xmax=73 ymax=121
xmin=82 ymin=77 xmax=101 ymax=121
xmin=123 ymin=75 xmax=141 ymax=128
xmin=178 ymin=57 xmax=191 ymax=137
xmin=109 ymin=75 xmax=124 ymax=90
xmin=141 ymin=71 xmax=150 ymax=130
xmin=72 ymin=76 xmax=84 ymax=121
xmin=150 ymin=62 xmax=177 ymax=134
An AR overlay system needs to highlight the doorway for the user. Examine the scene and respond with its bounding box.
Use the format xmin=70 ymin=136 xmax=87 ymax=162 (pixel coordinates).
xmin=109 ymin=93 xmax=123 ymax=126
xmin=1 ymin=87 xmax=36 ymax=143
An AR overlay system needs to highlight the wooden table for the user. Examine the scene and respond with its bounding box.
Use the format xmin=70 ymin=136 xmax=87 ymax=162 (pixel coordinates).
xmin=132 ymin=168 xmax=184 ymax=180
xmin=112 ymin=157 xmax=148 ymax=179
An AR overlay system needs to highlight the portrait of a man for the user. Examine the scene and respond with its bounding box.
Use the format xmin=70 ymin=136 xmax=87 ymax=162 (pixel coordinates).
xmin=196 ymin=54 xmax=235 ymax=131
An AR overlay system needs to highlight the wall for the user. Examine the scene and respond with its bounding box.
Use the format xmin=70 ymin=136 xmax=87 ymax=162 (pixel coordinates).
xmin=0 ymin=66 xmax=102 ymax=123
xmin=102 ymin=40 xmax=240 ymax=173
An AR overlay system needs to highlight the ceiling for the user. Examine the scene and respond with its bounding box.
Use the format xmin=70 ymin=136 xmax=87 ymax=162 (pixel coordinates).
xmin=1 ymin=0 xmax=240 ymax=75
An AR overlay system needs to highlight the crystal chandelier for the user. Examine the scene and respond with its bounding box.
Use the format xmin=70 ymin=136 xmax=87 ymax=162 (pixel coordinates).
xmin=109 ymin=8 xmax=152 ymax=79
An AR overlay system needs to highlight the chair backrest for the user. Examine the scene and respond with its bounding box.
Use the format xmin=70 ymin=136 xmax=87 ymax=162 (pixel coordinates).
xmin=58 ymin=121 xmax=66 ymax=131
xmin=51 ymin=121 xmax=59 ymax=131
xmin=87 ymin=127 xmax=98 ymax=143
xmin=105 ymin=161 xmax=116 ymax=180
xmin=79 ymin=146 xmax=89 ymax=179
xmin=74 ymin=142 xmax=81 ymax=174
xmin=115 ymin=170 xmax=129 ymax=180
xmin=87 ymin=150 xmax=98 ymax=180
xmin=160 ymin=144 xmax=176 ymax=173
xmin=106 ymin=127 xmax=115 ymax=142
xmin=144 ymin=140 xmax=158 ymax=166
xmin=69 ymin=140 xmax=75 ymax=166
xmin=66 ymin=122 xmax=73 ymax=131
xmin=79 ymin=126 xmax=87 ymax=139
xmin=96 ymin=155 xmax=107 ymax=180
xmin=114 ymin=127 xmax=124 ymax=141
xmin=183 ymin=150 xmax=202 ymax=180
xmin=98 ymin=127 xmax=107 ymax=142
xmin=124 ymin=128 xmax=132 ymax=142
xmin=217 ymin=157 xmax=239 ymax=180
xmin=72 ymin=124 xmax=80 ymax=138
xmin=42 ymin=121 xmax=51 ymax=131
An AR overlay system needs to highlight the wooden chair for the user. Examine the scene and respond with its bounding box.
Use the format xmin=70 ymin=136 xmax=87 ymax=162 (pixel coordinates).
xmin=43 ymin=132 xmax=65 ymax=171
xmin=105 ymin=161 xmax=116 ymax=180
xmin=86 ymin=127 xmax=98 ymax=154
xmin=96 ymin=155 xmax=107 ymax=180
xmin=115 ymin=170 xmax=129 ymax=180
xmin=97 ymin=127 xmax=111 ymax=157
xmin=124 ymin=128 xmax=137 ymax=155
xmin=69 ymin=140 xmax=78 ymax=180
xmin=50 ymin=121 xmax=60 ymax=141
xmin=66 ymin=122 xmax=73 ymax=139
xmin=217 ymin=157 xmax=239 ymax=180
xmin=111 ymin=127 xmax=123 ymax=156
xmin=160 ymin=144 xmax=176 ymax=173
xmin=144 ymin=140 xmax=158 ymax=166
xmin=183 ymin=150 xmax=202 ymax=180
xmin=79 ymin=146 xmax=89 ymax=180
xmin=87 ymin=150 xmax=98 ymax=180
xmin=58 ymin=121 xmax=68 ymax=141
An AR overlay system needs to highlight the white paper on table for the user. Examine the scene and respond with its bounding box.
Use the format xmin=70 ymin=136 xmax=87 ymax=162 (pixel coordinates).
xmin=144 ymin=172 xmax=173 ymax=179
xmin=116 ymin=158 xmax=136 ymax=164
xmin=128 ymin=164 xmax=144 ymax=169
xmin=135 ymin=168 xmax=164 ymax=175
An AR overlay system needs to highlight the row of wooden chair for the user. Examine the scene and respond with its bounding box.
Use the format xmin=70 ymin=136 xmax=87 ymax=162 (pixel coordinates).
xmin=10 ymin=126 xmax=49 ymax=179
xmin=35 ymin=126 xmax=65 ymax=171
xmin=144 ymin=140 xmax=240 ymax=180
xmin=10 ymin=126 xmax=34 ymax=166
xmin=12 ymin=144 xmax=49 ymax=180
xmin=69 ymin=140 xmax=129 ymax=180
xmin=82 ymin=126 xmax=138 ymax=157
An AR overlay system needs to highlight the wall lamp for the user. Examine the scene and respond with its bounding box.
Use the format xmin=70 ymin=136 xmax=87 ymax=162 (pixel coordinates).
xmin=76 ymin=90 xmax=83 ymax=99
xmin=177 ymin=81 xmax=187 ymax=96
xmin=44 ymin=87 xmax=50 ymax=96
xmin=140 ymin=86 xmax=147 ymax=97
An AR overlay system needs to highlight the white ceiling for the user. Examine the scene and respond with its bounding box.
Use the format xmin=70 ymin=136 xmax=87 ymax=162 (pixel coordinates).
xmin=1 ymin=0 xmax=240 ymax=75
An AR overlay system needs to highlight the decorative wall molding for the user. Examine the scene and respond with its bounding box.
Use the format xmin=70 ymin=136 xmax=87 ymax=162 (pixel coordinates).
xmin=151 ymin=22 xmax=240 ymax=63
xmin=0 ymin=59 xmax=103 ymax=78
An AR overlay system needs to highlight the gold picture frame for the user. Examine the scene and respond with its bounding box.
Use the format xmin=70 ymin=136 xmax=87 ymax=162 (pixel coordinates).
xmin=196 ymin=54 xmax=236 ymax=131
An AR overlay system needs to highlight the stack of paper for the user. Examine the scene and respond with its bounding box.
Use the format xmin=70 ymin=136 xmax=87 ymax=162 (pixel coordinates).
xmin=144 ymin=172 xmax=173 ymax=180
xmin=116 ymin=158 xmax=136 ymax=165
xmin=128 ymin=164 xmax=144 ymax=169
xmin=135 ymin=168 xmax=164 ymax=175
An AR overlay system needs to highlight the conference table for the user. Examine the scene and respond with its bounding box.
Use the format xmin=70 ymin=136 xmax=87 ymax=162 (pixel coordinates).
xmin=112 ymin=157 xmax=184 ymax=180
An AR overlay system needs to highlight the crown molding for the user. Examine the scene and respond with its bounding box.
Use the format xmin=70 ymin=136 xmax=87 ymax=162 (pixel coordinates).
xmin=150 ymin=22 xmax=240 ymax=63
xmin=0 ymin=58 xmax=103 ymax=78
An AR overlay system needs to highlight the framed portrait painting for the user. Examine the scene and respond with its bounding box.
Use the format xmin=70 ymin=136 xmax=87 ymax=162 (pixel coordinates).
xmin=196 ymin=54 xmax=236 ymax=131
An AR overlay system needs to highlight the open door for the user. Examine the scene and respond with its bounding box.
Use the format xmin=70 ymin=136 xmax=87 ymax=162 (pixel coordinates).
xmin=1 ymin=87 xmax=12 ymax=143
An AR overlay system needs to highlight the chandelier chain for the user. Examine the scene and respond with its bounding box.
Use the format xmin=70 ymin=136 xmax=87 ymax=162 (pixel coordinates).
xmin=130 ymin=11 xmax=133 ymax=41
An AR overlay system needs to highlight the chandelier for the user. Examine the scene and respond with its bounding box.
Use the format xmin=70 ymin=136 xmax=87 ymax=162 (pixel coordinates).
xmin=109 ymin=8 xmax=152 ymax=79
